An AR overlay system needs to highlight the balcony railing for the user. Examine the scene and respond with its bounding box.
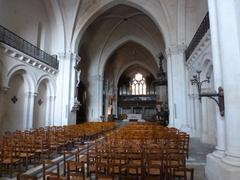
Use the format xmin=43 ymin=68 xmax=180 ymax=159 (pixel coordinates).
xmin=185 ymin=12 xmax=210 ymax=61
xmin=0 ymin=25 xmax=59 ymax=69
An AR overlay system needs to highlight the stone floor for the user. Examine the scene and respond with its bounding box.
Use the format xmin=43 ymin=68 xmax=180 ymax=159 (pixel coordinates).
xmin=187 ymin=138 xmax=215 ymax=180
xmin=0 ymin=137 xmax=215 ymax=180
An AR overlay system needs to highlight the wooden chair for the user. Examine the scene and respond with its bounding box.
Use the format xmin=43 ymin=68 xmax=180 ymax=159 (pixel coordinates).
xmin=172 ymin=167 xmax=194 ymax=180
xmin=43 ymin=160 xmax=66 ymax=180
xmin=17 ymin=173 xmax=37 ymax=180
xmin=1 ymin=143 xmax=21 ymax=177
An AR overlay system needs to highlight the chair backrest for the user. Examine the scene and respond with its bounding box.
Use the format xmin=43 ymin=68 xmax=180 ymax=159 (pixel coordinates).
xmin=17 ymin=174 xmax=38 ymax=180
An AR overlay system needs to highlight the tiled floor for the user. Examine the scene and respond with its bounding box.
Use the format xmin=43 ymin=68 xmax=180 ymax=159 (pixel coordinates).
xmin=187 ymin=138 xmax=215 ymax=180
xmin=0 ymin=137 xmax=215 ymax=180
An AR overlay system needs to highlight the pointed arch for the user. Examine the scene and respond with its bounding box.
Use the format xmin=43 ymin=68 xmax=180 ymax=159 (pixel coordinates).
xmin=99 ymin=37 xmax=159 ymax=75
xmin=71 ymin=0 xmax=171 ymax=52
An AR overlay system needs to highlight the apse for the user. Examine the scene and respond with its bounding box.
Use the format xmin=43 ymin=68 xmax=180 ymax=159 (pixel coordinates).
xmin=103 ymin=41 xmax=168 ymax=121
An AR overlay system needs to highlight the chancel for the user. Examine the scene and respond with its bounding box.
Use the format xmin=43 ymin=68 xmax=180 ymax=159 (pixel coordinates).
xmin=0 ymin=1 xmax=240 ymax=180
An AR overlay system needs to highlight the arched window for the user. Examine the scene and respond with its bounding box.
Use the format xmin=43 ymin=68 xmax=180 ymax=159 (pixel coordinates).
xmin=130 ymin=73 xmax=146 ymax=95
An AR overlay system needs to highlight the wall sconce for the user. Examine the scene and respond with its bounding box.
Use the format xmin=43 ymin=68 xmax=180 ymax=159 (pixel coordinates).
xmin=190 ymin=70 xmax=225 ymax=116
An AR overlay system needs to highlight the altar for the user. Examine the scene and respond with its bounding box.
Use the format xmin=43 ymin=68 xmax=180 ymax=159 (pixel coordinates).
xmin=127 ymin=113 xmax=142 ymax=120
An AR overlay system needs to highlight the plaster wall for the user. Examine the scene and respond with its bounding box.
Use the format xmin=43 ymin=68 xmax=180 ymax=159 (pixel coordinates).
xmin=0 ymin=44 xmax=56 ymax=133
xmin=4 ymin=74 xmax=26 ymax=131
xmin=0 ymin=0 xmax=52 ymax=53
xmin=186 ymin=0 xmax=208 ymax=44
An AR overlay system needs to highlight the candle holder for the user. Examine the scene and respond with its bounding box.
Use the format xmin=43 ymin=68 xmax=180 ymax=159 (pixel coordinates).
xmin=190 ymin=70 xmax=224 ymax=116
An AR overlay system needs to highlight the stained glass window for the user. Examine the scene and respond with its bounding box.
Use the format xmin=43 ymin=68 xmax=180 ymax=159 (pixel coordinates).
xmin=130 ymin=73 xmax=146 ymax=95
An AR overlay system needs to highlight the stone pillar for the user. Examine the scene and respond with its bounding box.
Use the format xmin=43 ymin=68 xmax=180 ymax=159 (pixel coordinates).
xmin=88 ymin=74 xmax=103 ymax=121
xmin=193 ymin=86 xmax=202 ymax=138
xmin=0 ymin=87 xmax=9 ymax=134
xmin=26 ymin=92 xmax=37 ymax=129
xmin=206 ymin=0 xmax=240 ymax=179
xmin=50 ymin=95 xmax=56 ymax=126
xmin=166 ymin=45 xmax=188 ymax=129
xmin=46 ymin=95 xmax=56 ymax=126
xmin=166 ymin=51 xmax=174 ymax=126
xmin=208 ymin=0 xmax=226 ymax=158
xmin=55 ymin=52 xmax=80 ymax=125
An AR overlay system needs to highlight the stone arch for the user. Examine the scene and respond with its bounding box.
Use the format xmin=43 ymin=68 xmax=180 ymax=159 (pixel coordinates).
xmin=72 ymin=0 xmax=170 ymax=52
xmin=4 ymin=69 xmax=29 ymax=131
xmin=99 ymin=37 xmax=159 ymax=75
xmin=36 ymin=75 xmax=55 ymax=97
xmin=7 ymin=64 xmax=35 ymax=93
xmin=115 ymin=60 xmax=157 ymax=88
xmin=34 ymin=75 xmax=56 ymax=128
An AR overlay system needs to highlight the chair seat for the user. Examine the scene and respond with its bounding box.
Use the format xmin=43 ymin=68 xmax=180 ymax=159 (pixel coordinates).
xmin=19 ymin=152 xmax=35 ymax=158
xmin=2 ymin=158 xmax=20 ymax=164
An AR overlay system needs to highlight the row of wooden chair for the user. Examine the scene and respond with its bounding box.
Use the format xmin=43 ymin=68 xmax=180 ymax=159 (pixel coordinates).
xmin=58 ymin=122 xmax=193 ymax=180
xmin=0 ymin=122 xmax=116 ymax=177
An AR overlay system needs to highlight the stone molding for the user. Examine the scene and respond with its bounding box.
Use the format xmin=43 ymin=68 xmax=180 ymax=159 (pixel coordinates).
xmin=0 ymin=86 xmax=9 ymax=94
xmin=165 ymin=44 xmax=187 ymax=58
xmin=27 ymin=92 xmax=38 ymax=97
xmin=0 ymin=43 xmax=58 ymax=75
xmin=186 ymin=30 xmax=211 ymax=69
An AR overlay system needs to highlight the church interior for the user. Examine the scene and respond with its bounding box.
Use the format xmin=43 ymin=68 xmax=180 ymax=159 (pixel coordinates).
xmin=0 ymin=0 xmax=240 ymax=180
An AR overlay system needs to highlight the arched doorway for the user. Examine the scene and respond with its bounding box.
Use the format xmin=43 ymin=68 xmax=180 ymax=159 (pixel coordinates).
xmin=77 ymin=81 xmax=87 ymax=124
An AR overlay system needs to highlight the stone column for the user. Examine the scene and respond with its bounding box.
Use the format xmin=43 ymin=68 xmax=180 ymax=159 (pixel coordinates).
xmin=88 ymin=74 xmax=103 ymax=121
xmin=26 ymin=92 xmax=37 ymax=129
xmin=166 ymin=45 xmax=188 ymax=129
xmin=55 ymin=52 xmax=80 ymax=125
xmin=0 ymin=87 xmax=9 ymax=134
xmin=193 ymin=86 xmax=202 ymax=138
xmin=26 ymin=92 xmax=37 ymax=130
xmin=50 ymin=95 xmax=56 ymax=126
xmin=46 ymin=95 xmax=56 ymax=126
xmin=206 ymin=0 xmax=240 ymax=179
xmin=208 ymin=0 xmax=226 ymax=158
xmin=166 ymin=51 xmax=174 ymax=126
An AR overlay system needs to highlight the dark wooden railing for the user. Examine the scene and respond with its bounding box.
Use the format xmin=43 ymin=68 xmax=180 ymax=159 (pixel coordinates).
xmin=185 ymin=12 xmax=210 ymax=61
xmin=0 ymin=25 xmax=59 ymax=69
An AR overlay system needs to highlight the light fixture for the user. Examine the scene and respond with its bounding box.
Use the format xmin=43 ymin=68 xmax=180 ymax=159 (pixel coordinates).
xmin=190 ymin=70 xmax=225 ymax=116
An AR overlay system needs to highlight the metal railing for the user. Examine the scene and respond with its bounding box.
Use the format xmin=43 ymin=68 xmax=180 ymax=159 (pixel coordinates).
xmin=0 ymin=25 xmax=59 ymax=69
xmin=185 ymin=12 xmax=210 ymax=61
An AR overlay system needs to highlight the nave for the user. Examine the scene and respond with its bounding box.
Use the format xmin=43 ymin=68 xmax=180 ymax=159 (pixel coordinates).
xmin=0 ymin=122 xmax=213 ymax=180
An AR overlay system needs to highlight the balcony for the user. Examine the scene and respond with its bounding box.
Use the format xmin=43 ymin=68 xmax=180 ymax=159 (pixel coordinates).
xmin=0 ymin=25 xmax=58 ymax=69
xmin=185 ymin=12 xmax=210 ymax=61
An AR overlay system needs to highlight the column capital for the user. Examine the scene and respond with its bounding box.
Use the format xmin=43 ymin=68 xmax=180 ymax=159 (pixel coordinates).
xmin=72 ymin=53 xmax=81 ymax=63
xmin=47 ymin=95 xmax=56 ymax=101
xmin=165 ymin=44 xmax=187 ymax=57
xmin=27 ymin=91 xmax=38 ymax=96
xmin=0 ymin=86 xmax=9 ymax=94
xmin=58 ymin=52 xmax=80 ymax=60
xmin=91 ymin=74 xmax=103 ymax=81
